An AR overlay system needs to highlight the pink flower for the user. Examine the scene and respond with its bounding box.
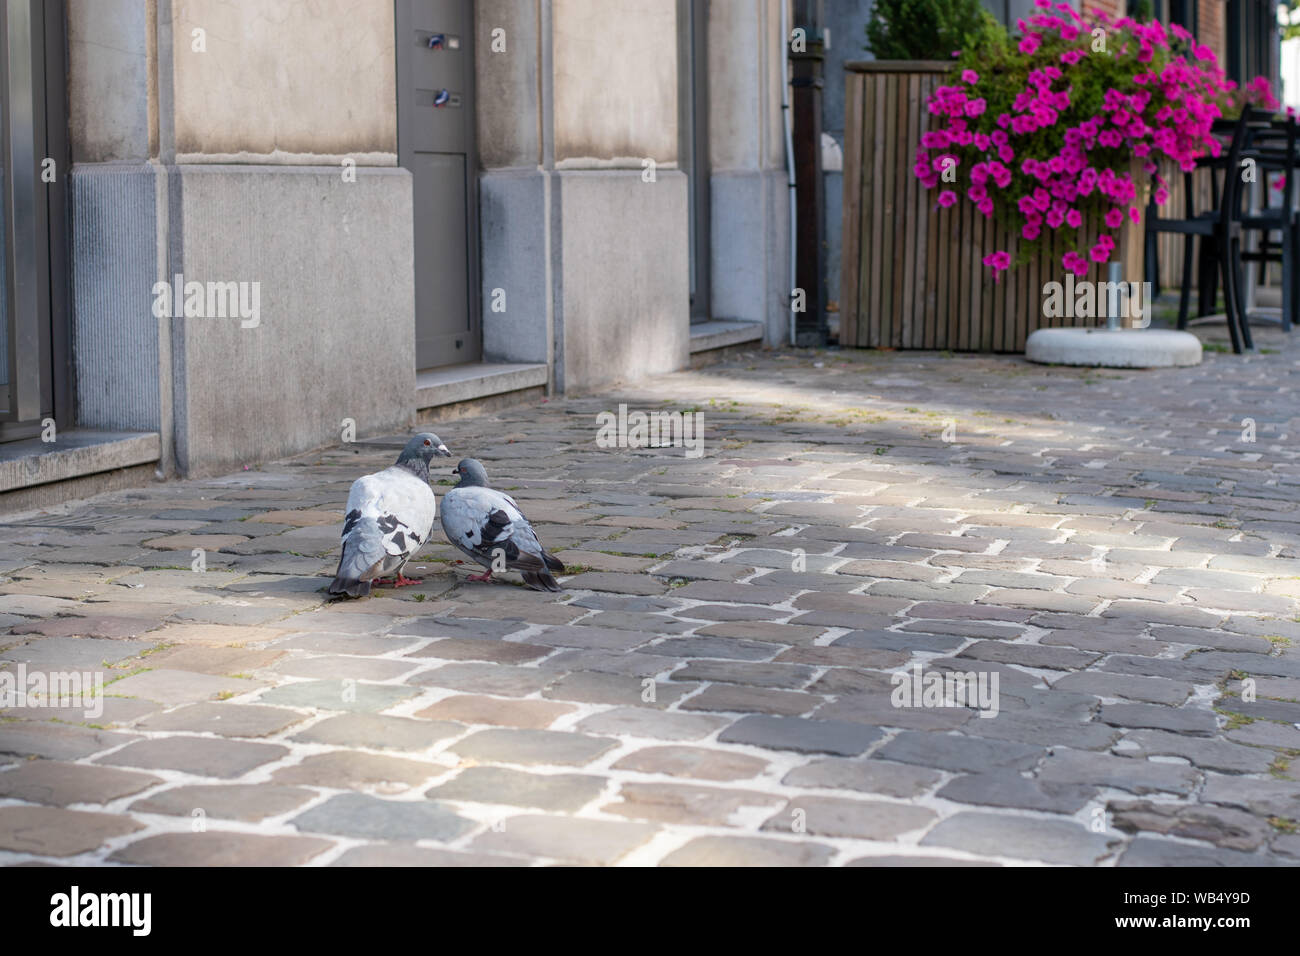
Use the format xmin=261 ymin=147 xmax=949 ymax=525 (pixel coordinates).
xmin=1089 ymin=243 xmax=1111 ymax=263
xmin=962 ymin=69 xmax=980 ymax=84
xmin=983 ymin=251 xmax=1011 ymax=277
xmin=1104 ymin=208 xmax=1124 ymax=228
xmin=1066 ymin=209 xmax=1083 ymax=228
xmin=1019 ymin=32 xmax=1042 ymax=55
xmin=1062 ymin=251 xmax=1089 ymax=275
xmin=965 ymin=98 xmax=987 ymax=117
xmin=937 ymin=190 xmax=958 ymax=208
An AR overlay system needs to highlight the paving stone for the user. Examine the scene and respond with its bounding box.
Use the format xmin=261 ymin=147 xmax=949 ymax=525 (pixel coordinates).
xmin=389 ymin=616 xmax=528 ymax=639
xmin=527 ymin=625 xmax=657 ymax=651
xmin=965 ymin=712 xmax=1119 ymax=750
xmin=781 ymin=757 xmax=941 ymax=797
xmin=816 ymin=692 xmax=975 ymax=731
xmin=413 ymin=694 xmax=573 ymax=729
xmin=406 ymin=637 xmax=552 ymax=663
xmin=1 ymin=636 xmax=155 ymax=668
xmin=1098 ymin=702 xmax=1218 ymax=735
xmin=105 ymin=668 xmax=265 ymax=705
xmin=0 ymin=805 xmax=144 ymax=856
xmin=957 ymin=640 xmax=1100 ymax=671
xmin=1036 ymin=748 xmax=1200 ymax=796
xmin=1108 ymin=799 xmax=1272 ymax=851
xmin=659 ymin=835 xmax=835 ymax=867
xmin=1226 ymin=721 xmax=1300 ymax=750
xmin=289 ymin=713 xmax=462 ymax=751
xmin=837 ymin=629 xmax=965 ymax=653
xmin=0 ymin=760 xmax=161 ymax=806
xmin=408 ymin=662 xmax=556 ymax=697
xmin=845 ymin=854 xmax=1000 ymax=866
xmin=272 ymin=655 xmax=419 ymax=681
xmin=0 ymin=722 xmax=139 ymax=760
xmin=7 ymin=615 xmax=164 ymax=639
xmin=542 ymin=670 xmax=697 ymax=708
xmin=763 ymin=795 xmax=937 ymax=840
xmin=680 ymin=683 xmax=816 ymax=716
xmin=613 ymin=745 xmax=768 ymax=781
xmin=875 ymin=731 xmax=1044 ymax=774
xmin=717 ymin=715 xmax=882 ymax=756
xmin=426 ymin=766 xmax=606 ymax=811
xmin=142 ymin=644 xmax=286 ymax=674
xmin=129 ymin=784 xmax=316 ymax=821
xmin=135 ymin=701 xmax=304 ymax=737
xmin=270 ymin=751 xmax=445 ymax=791
xmin=1116 ymin=836 xmax=1281 ymax=867
xmin=1051 ymin=671 xmax=1192 ymax=706
xmin=1201 ymin=774 xmax=1300 ymax=818
xmin=469 ymin=814 xmax=658 ymax=864
xmin=574 ymin=707 xmax=727 ymax=741
xmin=937 ymin=771 xmax=1095 ymax=813
xmin=920 ymin=811 xmax=1119 ymax=865
xmin=97 ymin=736 xmax=288 ymax=778
xmin=290 ymin=792 xmax=473 ymax=842
xmin=329 ymin=844 xmax=527 ymax=866
xmin=448 ymin=729 xmax=618 ymax=766
xmin=604 ymin=781 xmax=783 ymax=825
xmin=109 ymin=831 xmax=333 ymax=866
xmin=257 ymin=679 xmax=419 ymax=713
xmin=1117 ymin=729 xmax=1275 ymax=774
xmin=0 ymin=696 xmax=160 ymax=725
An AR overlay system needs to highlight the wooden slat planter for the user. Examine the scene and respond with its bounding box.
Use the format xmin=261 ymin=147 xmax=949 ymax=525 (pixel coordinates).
xmin=840 ymin=60 xmax=1147 ymax=352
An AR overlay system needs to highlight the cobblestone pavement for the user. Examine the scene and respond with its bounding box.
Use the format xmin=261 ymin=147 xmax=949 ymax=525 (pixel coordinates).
xmin=3 ymin=326 xmax=1300 ymax=866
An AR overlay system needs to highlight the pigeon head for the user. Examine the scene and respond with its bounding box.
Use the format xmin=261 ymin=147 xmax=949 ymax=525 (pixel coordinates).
xmin=396 ymin=433 xmax=451 ymax=478
xmin=451 ymin=458 xmax=490 ymax=488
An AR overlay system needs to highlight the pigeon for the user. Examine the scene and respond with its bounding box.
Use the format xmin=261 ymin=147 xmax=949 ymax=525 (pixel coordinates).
xmin=328 ymin=432 xmax=451 ymax=598
xmin=439 ymin=458 xmax=565 ymax=592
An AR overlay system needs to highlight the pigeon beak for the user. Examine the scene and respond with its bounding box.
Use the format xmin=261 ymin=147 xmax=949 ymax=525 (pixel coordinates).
xmin=436 ymin=444 xmax=451 ymax=457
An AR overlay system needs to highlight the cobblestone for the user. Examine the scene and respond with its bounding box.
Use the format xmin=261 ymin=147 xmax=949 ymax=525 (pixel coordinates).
xmin=5 ymin=342 xmax=1300 ymax=865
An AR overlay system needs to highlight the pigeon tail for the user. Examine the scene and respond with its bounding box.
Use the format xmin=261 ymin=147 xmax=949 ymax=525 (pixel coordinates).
xmin=329 ymin=575 xmax=372 ymax=598
xmin=330 ymin=522 xmax=383 ymax=598
xmin=542 ymin=551 xmax=565 ymax=572
xmin=521 ymin=569 xmax=563 ymax=592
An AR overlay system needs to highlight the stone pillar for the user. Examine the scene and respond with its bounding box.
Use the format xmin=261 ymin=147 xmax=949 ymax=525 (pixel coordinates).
xmin=67 ymin=0 xmax=415 ymax=477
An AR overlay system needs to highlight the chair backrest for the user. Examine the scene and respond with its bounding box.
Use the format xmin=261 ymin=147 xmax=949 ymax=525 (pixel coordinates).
xmin=1217 ymin=107 xmax=1274 ymax=228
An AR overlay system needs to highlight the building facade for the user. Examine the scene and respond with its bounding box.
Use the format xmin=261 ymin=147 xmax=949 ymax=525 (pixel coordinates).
xmin=1 ymin=0 xmax=794 ymax=506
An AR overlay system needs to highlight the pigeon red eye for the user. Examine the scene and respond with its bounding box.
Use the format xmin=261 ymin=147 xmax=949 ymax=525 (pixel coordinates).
xmin=423 ymin=440 xmax=431 ymax=446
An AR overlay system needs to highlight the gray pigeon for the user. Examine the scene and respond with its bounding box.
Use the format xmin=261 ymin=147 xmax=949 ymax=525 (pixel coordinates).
xmin=439 ymin=458 xmax=565 ymax=592
xmin=329 ymin=432 xmax=451 ymax=598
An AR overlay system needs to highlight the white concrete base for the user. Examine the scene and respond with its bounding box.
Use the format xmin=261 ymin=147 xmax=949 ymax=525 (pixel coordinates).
xmin=1025 ymin=328 xmax=1203 ymax=368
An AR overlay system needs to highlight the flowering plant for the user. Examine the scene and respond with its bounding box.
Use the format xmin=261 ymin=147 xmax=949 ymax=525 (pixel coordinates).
xmin=914 ymin=0 xmax=1279 ymax=279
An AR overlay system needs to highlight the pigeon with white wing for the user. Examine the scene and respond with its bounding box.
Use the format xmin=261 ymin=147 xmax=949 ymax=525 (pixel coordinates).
xmin=439 ymin=458 xmax=565 ymax=592
xmin=328 ymin=432 xmax=451 ymax=598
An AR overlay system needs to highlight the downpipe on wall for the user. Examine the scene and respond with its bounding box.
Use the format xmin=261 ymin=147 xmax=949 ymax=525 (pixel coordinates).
xmin=781 ymin=0 xmax=797 ymax=346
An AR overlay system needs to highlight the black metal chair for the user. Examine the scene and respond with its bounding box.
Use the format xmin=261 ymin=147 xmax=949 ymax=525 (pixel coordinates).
xmin=1234 ymin=115 xmax=1298 ymax=333
xmin=1144 ymin=108 xmax=1272 ymax=353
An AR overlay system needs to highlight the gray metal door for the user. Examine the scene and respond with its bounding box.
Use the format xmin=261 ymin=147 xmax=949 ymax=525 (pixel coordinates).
xmin=396 ymin=0 xmax=480 ymax=370
xmin=1 ymin=0 xmax=69 ymax=443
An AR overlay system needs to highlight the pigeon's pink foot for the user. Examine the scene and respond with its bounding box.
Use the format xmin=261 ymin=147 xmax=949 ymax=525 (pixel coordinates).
xmin=467 ymin=570 xmax=493 ymax=583
xmin=392 ymin=574 xmax=420 ymax=588
xmin=371 ymin=577 xmax=396 ymax=587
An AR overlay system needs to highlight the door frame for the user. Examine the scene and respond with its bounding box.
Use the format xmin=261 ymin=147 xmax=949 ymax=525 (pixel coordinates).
xmin=0 ymin=0 xmax=69 ymax=443
xmin=394 ymin=0 xmax=482 ymax=371
xmin=679 ymin=0 xmax=711 ymax=324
